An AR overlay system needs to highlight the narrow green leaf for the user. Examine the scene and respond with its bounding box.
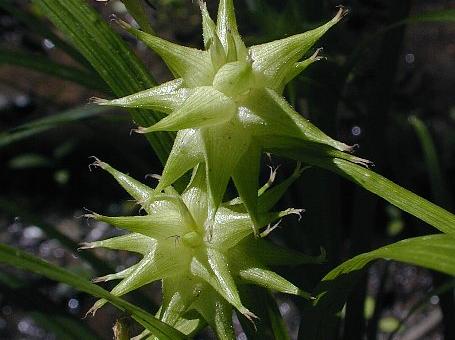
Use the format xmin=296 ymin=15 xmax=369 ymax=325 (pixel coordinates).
xmin=121 ymin=0 xmax=155 ymax=34
xmin=301 ymin=234 xmax=455 ymax=340
xmin=0 ymin=50 xmax=108 ymax=92
xmin=0 ymin=105 xmax=108 ymax=149
xmin=321 ymin=158 xmax=455 ymax=234
xmin=35 ymin=0 xmax=174 ymax=164
xmin=403 ymin=8 xmax=455 ymax=24
xmin=0 ymin=243 xmax=187 ymax=339
xmin=409 ymin=116 xmax=453 ymax=207
xmin=325 ymin=234 xmax=455 ymax=280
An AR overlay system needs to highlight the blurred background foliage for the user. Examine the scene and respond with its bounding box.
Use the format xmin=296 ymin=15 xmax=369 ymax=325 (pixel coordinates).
xmin=0 ymin=0 xmax=454 ymax=339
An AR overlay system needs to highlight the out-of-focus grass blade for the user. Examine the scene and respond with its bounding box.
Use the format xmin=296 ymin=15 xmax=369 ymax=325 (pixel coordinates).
xmin=0 ymin=50 xmax=109 ymax=92
xmin=34 ymin=0 xmax=174 ymax=164
xmin=409 ymin=115 xmax=453 ymax=207
xmin=30 ymin=313 xmax=100 ymax=340
xmin=345 ymin=8 xmax=455 ymax=74
xmin=301 ymin=234 xmax=455 ymax=340
xmin=0 ymin=271 xmax=100 ymax=340
xmin=403 ymin=8 xmax=455 ymax=24
xmin=0 ymin=199 xmax=112 ymax=274
xmin=121 ymin=0 xmax=155 ymax=34
xmin=0 ymin=105 xmax=108 ymax=149
xmin=321 ymin=158 xmax=455 ymax=235
xmin=0 ymin=0 xmax=91 ymax=69
xmin=238 ymin=286 xmax=291 ymax=340
xmin=0 ymin=243 xmax=187 ymax=340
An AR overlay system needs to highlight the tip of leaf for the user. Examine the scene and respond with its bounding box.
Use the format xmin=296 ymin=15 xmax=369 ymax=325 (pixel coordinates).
xmin=83 ymin=212 xmax=101 ymax=220
xmin=88 ymin=156 xmax=108 ymax=171
xmin=78 ymin=242 xmax=95 ymax=250
xmin=89 ymin=97 xmax=109 ymax=105
xmin=310 ymin=48 xmax=326 ymax=62
xmin=241 ymin=308 xmax=259 ymax=330
xmin=92 ymin=275 xmax=108 ymax=283
xmin=334 ymin=5 xmax=350 ymax=21
xmin=286 ymin=208 xmax=305 ymax=220
xmin=114 ymin=17 xmax=132 ymax=31
xmin=84 ymin=299 xmax=106 ymax=318
xmin=132 ymin=127 xmax=148 ymax=134
xmin=259 ymin=219 xmax=281 ymax=238
xmin=198 ymin=0 xmax=207 ymax=11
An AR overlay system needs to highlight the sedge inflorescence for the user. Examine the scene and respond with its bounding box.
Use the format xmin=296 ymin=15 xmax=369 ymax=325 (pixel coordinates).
xmin=83 ymin=158 xmax=322 ymax=338
xmin=85 ymin=0 xmax=363 ymax=337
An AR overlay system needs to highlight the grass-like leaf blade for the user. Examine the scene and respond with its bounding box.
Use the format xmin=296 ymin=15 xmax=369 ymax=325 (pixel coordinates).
xmin=34 ymin=0 xmax=174 ymax=164
xmin=410 ymin=115 xmax=453 ymax=207
xmin=121 ymin=0 xmax=155 ymax=34
xmin=404 ymin=8 xmax=455 ymax=23
xmin=0 ymin=50 xmax=108 ymax=92
xmin=301 ymin=234 xmax=455 ymax=340
xmin=0 ymin=105 xmax=108 ymax=149
xmin=325 ymin=234 xmax=455 ymax=280
xmin=0 ymin=243 xmax=187 ymax=340
xmin=322 ymin=158 xmax=455 ymax=234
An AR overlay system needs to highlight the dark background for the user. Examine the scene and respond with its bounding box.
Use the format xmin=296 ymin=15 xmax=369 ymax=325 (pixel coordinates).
xmin=0 ymin=0 xmax=454 ymax=339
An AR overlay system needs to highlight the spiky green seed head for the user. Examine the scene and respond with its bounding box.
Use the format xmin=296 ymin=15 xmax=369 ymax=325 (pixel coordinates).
xmin=93 ymin=0 xmax=369 ymax=232
xmin=82 ymin=158 xmax=323 ymax=338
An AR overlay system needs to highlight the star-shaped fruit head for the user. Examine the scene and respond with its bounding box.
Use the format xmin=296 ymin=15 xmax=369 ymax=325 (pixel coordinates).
xmin=93 ymin=0 xmax=368 ymax=233
xmin=81 ymin=159 xmax=323 ymax=338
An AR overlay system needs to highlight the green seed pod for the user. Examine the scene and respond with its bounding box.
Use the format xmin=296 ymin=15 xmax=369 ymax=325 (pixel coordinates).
xmin=94 ymin=0 xmax=370 ymax=232
xmin=82 ymin=159 xmax=323 ymax=338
